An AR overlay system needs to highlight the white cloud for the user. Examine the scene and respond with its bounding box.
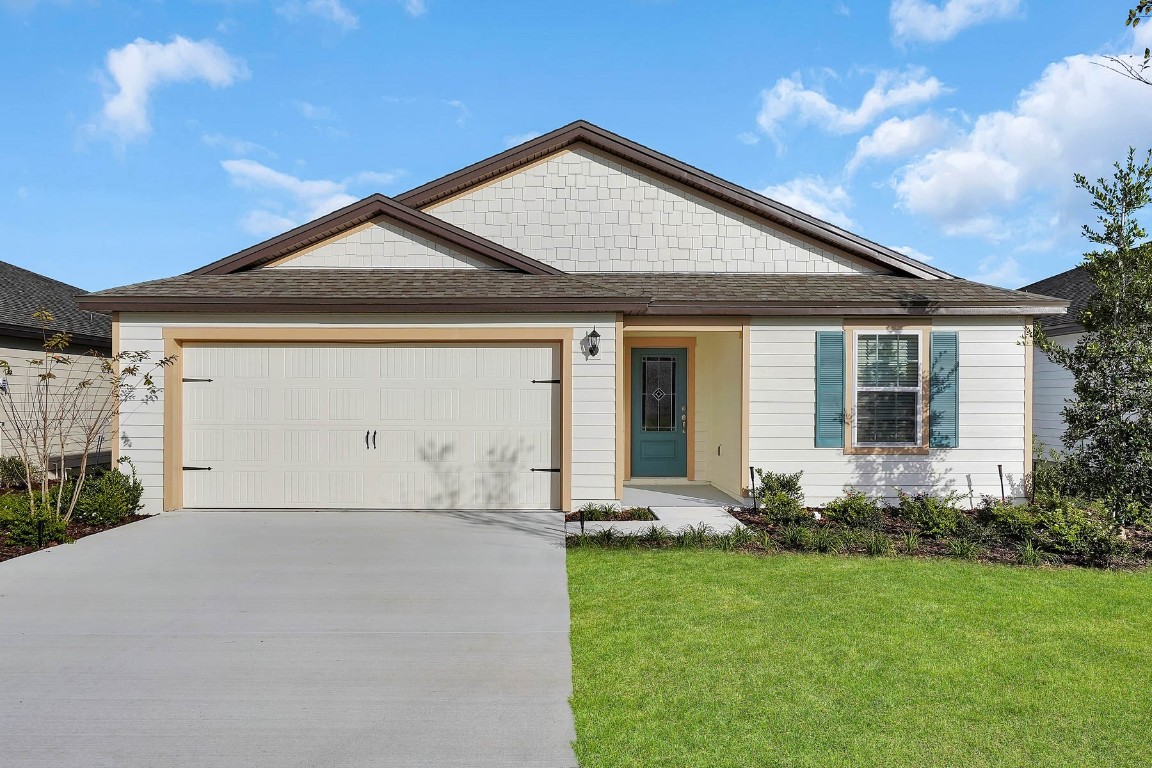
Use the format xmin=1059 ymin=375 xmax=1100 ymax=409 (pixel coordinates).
xmin=402 ymin=0 xmax=427 ymax=15
xmin=444 ymin=99 xmax=470 ymax=126
xmin=277 ymin=0 xmax=359 ymax=30
xmin=890 ymin=0 xmax=1021 ymax=44
xmin=847 ymin=113 xmax=951 ymax=173
xmin=294 ymin=100 xmax=333 ymax=120
xmin=93 ymin=36 xmax=248 ymax=142
xmin=892 ymin=244 xmax=933 ymax=262
xmin=893 ymin=53 xmax=1152 ymax=239
xmin=968 ymin=254 xmax=1027 ymax=287
xmin=221 ymin=160 xmax=402 ymax=236
xmin=736 ymin=131 xmax=760 ymax=145
xmin=202 ymin=132 xmax=274 ymax=157
xmin=504 ymin=132 xmax=541 ymax=148
xmin=756 ymin=67 xmax=947 ymax=141
xmin=761 ymin=176 xmax=854 ymax=228
xmin=834 ymin=2 xmax=851 ymax=17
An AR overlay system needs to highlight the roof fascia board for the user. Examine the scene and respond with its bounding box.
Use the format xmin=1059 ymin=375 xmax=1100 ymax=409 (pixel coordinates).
xmin=396 ymin=121 xmax=952 ymax=281
xmin=192 ymin=194 xmax=563 ymax=276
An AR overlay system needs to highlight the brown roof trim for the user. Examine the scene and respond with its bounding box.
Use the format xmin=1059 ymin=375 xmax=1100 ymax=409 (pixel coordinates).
xmin=191 ymin=194 xmax=563 ymax=276
xmin=395 ymin=120 xmax=952 ymax=281
xmin=79 ymin=296 xmax=1063 ymax=317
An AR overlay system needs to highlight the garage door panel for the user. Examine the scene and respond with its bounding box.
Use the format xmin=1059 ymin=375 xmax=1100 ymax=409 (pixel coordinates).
xmin=183 ymin=343 xmax=559 ymax=510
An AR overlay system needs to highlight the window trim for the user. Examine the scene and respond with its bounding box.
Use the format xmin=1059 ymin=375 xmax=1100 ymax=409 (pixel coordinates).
xmin=844 ymin=323 xmax=931 ymax=456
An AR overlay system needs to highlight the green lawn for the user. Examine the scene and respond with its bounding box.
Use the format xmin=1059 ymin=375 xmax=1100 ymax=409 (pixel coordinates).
xmin=568 ymin=551 xmax=1152 ymax=768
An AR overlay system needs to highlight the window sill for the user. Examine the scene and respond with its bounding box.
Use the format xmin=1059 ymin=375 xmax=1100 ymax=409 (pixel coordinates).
xmin=844 ymin=445 xmax=931 ymax=456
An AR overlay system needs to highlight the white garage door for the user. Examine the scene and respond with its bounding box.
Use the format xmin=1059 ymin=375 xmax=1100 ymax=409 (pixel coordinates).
xmin=181 ymin=344 xmax=560 ymax=510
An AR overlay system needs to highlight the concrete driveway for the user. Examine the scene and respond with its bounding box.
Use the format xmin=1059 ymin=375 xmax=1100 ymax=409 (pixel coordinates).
xmin=0 ymin=510 xmax=575 ymax=767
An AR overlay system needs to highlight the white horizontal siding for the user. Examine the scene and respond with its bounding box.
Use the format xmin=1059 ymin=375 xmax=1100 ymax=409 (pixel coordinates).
xmin=427 ymin=147 xmax=878 ymax=275
xmin=118 ymin=313 xmax=619 ymax=513
xmin=1032 ymin=332 xmax=1079 ymax=453
xmin=748 ymin=317 xmax=1030 ymax=505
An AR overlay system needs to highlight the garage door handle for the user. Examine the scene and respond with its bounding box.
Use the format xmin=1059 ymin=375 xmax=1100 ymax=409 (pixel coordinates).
xmin=365 ymin=430 xmax=370 ymax=449
xmin=372 ymin=430 xmax=377 ymax=450
xmin=531 ymin=467 xmax=561 ymax=473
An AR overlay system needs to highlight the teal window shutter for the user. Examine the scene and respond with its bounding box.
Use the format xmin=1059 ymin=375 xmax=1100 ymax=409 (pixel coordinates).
xmin=815 ymin=331 xmax=845 ymax=448
xmin=929 ymin=332 xmax=959 ymax=448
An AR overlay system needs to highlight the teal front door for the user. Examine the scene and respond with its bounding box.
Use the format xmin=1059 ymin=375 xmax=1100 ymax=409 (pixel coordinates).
xmin=630 ymin=347 xmax=689 ymax=477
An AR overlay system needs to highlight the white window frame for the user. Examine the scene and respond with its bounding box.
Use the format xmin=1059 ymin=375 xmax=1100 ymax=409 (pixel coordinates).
xmin=852 ymin=329 xmax=923 ymax=449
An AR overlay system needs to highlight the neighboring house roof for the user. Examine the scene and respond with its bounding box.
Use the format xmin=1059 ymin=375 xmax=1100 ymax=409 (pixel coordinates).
xmin=79 ymin=271 xmax=1067 ymax=317
xmin=1019 ymin=266 xmax=1092 ymax=335
xmin=395 ymin=120 xmax=952 ymax=281
xmin=192 ymin=193 xmax=563 ymax=276
xmin=0 ymin=260 xmax=111 ymax=348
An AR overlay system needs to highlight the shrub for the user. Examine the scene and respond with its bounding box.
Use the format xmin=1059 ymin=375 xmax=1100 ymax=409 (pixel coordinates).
xmin=3 ymin=507 xmax=68 ymax=548
xmin=976 ymin=496 xmax=1038 ymax=542
xmin=577 ymin=503 xmax=619 ymax=521
xmin=754 ymin=469 xmax=804 ymax=505
xmin=73 ymin=467 xmax=145 ymax=527
xmin=807 ymin=526 xmax=843 ymax=554
xmin=822 ymin=489 xmax=883 ymax=529
xmin=893 ymin=490 xmax=964 ymax=537
xmin=1017 ymin=540 xmax=1059 ymax=567
xmin=1031 ymin=497 xmax=1127 ymax=566
xmin=900 ymin=529 xmax=920 ymax=555
xmin=0 ymin=455 xmax=39 ymax=489
xmin=753 ymin=469 xmax=812 ymax=526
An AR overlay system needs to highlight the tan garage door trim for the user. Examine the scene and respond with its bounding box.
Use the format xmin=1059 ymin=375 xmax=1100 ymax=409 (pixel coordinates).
xmin=163 ymin=327 xmax=573 ymax=512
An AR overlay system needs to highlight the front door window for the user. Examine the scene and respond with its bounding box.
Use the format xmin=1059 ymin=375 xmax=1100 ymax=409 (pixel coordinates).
xmin=642 ymin=356 xmax=677 ymax=431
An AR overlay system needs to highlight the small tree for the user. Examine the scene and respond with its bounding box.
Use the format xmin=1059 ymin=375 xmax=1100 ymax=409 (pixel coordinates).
xmin=0 ymin=310 xmax=174 ymax=525
xmin=1033 ymin=149 xmax=1152 ymax=522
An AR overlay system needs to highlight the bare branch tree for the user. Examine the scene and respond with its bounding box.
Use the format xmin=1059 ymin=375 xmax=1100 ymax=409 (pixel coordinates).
xmin=1103 ymin=2 xmax=1152 ymax=86
xmin=0 ymin=309 xmax=175 ymax=524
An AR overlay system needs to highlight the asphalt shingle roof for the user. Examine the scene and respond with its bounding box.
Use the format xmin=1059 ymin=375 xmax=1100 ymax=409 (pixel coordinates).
xmin=1020 ymin=267 xmax=1092 ymax=334
xmin=0 ymin=260 xmax=112 ymax=345
xmin=80 ymin=270 xmax=1067 ymax=316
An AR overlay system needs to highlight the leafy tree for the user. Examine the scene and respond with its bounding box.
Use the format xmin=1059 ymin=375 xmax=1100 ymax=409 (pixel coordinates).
xmin=0 ymin=310 xmax=174 ymax=526
xmin=1033 ymin=149 xmax=1152 ymax=523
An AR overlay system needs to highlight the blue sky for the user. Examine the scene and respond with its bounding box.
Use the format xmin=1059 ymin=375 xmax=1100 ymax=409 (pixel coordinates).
xmin=1 ymin=0 xmax=1149 ymax=291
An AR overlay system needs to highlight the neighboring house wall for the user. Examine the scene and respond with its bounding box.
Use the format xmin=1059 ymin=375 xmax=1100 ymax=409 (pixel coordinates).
xmin=117 ymin=313 xmax=617 ymax=513
xmin=1032 ymin=332 xmax=1080 ymax=452
xmin=269 ymin=220 xmax=503 ymax=270
xmin=748 ymin=317 xmax=1030 ymax=505
xmin=426 ymin=147 xmax=880 ymax=275
xmin=0 ymin=335 xmax=113 ymax=472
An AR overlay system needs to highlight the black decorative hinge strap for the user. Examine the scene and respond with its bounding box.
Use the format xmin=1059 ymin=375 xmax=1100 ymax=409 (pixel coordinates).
xmin=531 ymin=379 xmax=561 ymax=384
xmin=182 ymin=378 xmax=213 ymax=383
xmin=182 ymin=466 xmax=212 ymax=471
xmin=530 ymin=467 xmax=561 ymax=473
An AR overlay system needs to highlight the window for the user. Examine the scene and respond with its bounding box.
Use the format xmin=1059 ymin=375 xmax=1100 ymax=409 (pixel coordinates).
xmin=641 ymin=356 xmax=677 ymax=431
xmin=854 ymin=331 xmax=922 ymax=447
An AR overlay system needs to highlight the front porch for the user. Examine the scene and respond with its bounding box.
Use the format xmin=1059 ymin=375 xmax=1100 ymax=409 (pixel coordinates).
xmin=615 ymin=319 xmax=749 ymax=505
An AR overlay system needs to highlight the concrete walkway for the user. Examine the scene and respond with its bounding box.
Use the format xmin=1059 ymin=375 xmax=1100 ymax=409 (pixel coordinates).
xmin=0 ymin=510 xmax=576 ymax=768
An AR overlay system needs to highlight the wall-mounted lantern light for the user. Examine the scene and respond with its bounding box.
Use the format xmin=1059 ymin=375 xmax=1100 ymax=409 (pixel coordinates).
xmin=586 ymin=327 xmax=601 ymax=358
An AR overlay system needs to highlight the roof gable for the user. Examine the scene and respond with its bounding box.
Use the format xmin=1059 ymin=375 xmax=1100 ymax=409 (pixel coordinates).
xmin=266 ymin=218 xmax=505 ymax=270
xmin=192 ymin=193 xmax=562 ymax=276
xmin=395 ymin=121 xmax=950 ymax=280
xmin=423 ymin=145 xmax=881 ymax=275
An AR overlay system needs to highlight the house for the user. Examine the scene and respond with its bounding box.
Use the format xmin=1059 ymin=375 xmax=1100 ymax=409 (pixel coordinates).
xmin=1020 ymin=266 xmax=1091 ymax=453
xmin=78 ymin=121 xmax=1067 ymax=514
xmin=0 ymin=260 xmax=114 ymax=473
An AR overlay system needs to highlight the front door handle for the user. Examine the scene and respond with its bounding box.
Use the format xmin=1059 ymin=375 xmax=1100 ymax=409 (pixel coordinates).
xmin=681 ymin=406 xmax=687 ymax=434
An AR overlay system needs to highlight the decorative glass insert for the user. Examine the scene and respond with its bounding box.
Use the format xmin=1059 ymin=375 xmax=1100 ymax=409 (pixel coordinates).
xmin=856 ymin=333 xmax=920 ymax=446
xmin=642 ymin=356 xmax=676 ymax=432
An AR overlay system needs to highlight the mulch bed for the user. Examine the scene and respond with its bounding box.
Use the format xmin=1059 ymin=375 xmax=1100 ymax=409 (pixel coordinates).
xmin=730 ymin=507 xmax=1152 ymax=569
xmin=0 ymin=514 xmax=153 ymax=564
